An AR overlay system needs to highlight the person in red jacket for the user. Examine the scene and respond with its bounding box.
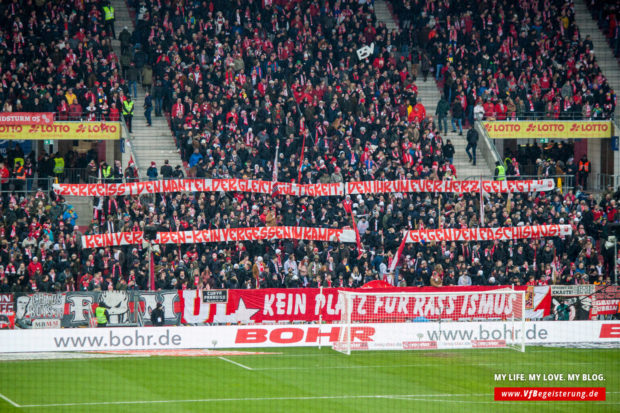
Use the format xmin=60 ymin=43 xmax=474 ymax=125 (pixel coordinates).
xmin=483 ymin=99 xmax=495 ymax=120
xmin=0 ymin=162 xmax=9 ymax=193
xmin=494 ymin=99 xmax=507 ymax=120
xmin=27 ymin=257 xmax=43 ymax=278
xmin=109 ymin=105 xmax=120 ymax=121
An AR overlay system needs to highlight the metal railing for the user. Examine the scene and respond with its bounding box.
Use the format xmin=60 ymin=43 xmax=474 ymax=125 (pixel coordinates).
xmin=474 ymin=120 xmax=502 ymax=173
xmin=86 ymin=175 xmax=187 ymax=184
xmin=63 ymin=168 xmax=88 ymax=184
xmin=0 ymin=111 xmax=121 ymax=122
xmin=54 ymin=113 xmax=121 ymax=122
xmin=120 ymin=114 xmax=144 ymax=180
xmin=474 ymin=112 xmax=615 ymax=121
xmin=596 ymin=174 xmax=620 ymax=191
xmin=0 ymin=177 xmax=55 ymax=195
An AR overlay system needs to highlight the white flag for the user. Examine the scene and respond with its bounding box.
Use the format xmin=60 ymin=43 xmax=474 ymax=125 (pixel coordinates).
xmin=272 ymin=143 xmax=279 ymax=182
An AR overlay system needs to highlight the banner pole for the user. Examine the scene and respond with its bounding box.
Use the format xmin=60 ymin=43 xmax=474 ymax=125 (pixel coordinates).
xmin=318 ymin=285 xmax=323 ymax=350
xmin=297 ymin=133 xmax=306 ymax=184
xmin=480 ymin=177 xmax=484 ymax=226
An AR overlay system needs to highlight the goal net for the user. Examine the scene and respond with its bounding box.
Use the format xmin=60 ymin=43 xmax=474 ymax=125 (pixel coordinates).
xmin=333 ymin=288 xmax=525 ymax=354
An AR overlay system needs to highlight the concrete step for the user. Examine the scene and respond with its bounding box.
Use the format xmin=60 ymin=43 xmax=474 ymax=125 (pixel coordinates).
xmin=110 ymin=0 xmax=183 ymax=170
xmin=63 ymin=196 xmax=94 ymax=227
xmin=132 ymin=120 xmax=170 ymax=126
xmin=131 ymin=142 xmax=177 ymax=149
xmin=131 ymin=135 xmax=173 ymax=141
xmin=131 ymin=138 xmax=174 ymax=143
xmin=131 ymin=145 xmax=178 ymax=151
xmin=131 ymin=136 xmax=174 ymax=142
xmin=131 ymin=126 xmax=170 ymax=132
xmin=131 ymin=141 xmax=176 ymax=147
xmin=134 ymin=152 xmax=179 ymax=158
xmin=131 ymin=122 xmax=170 ymax=129
xmin=131 ymin=137 xmax=174 ymax=143
xmin=131 ymin=132 xmax=173 ymax=137
xmin=137 ymin=154 xmax=179 ymax=160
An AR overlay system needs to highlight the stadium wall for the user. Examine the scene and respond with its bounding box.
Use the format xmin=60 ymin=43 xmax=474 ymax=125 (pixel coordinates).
xmin=0 ymin=321 xmax=618 ymax=352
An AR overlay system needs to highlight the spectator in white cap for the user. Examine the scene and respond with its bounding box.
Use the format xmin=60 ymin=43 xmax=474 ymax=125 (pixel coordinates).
xmin=252 ymin=256 xmax=265 ymax=287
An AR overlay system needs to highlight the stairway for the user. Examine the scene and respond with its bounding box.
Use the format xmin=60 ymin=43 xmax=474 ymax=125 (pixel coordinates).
xmin=110 ymin=0 xmax=183 ymax=177
xmin=416 ymin=79 xmax=493 ymax=179
xmin=373 ymin=0 xmax=398 ymax=31
xmin=374 ymin=0 xmax=494 ymax=179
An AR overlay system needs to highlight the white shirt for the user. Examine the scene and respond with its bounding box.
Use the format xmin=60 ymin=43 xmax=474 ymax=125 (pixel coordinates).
xmin=474 ymin=104 xmax=485 ymax=120
xmin=283 ymin=259 xmax=298 ymax=277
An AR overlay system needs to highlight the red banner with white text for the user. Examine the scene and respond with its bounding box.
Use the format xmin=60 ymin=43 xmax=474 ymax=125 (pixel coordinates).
xmin=81 ymin=227 xmax=357 ymax=248
xmin=54 ymin=179 xmax=554 ymax=197
xmin=405 ymin=225 xmax=571 ymax=243
xmin=178 ymin=286 xmax=544 ymax=324
xmin=593 ymin=286 xmax=620 ymax=316
xmin=0 ymin=112 xmax=54 ymax=125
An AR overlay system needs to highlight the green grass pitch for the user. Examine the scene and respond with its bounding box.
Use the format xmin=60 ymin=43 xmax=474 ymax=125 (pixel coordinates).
xmin=0 ymin=347 xmax=618 ymax=412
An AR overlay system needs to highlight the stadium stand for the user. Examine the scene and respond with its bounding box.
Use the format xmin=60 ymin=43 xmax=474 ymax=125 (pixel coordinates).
xmin=0 ymin=0 xmax=127 ymax=121
xmin=0 ymin=0 xmax=618 ymax=295
xmin=0 ymin=181 xmax=617 ymax=293
xmin=388 ymin=0 xmax=616 ymax=122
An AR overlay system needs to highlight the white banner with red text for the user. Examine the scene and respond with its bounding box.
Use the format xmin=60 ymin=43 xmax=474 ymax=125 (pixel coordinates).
xmin=1 ymin=321 xmax=618 ymax=352
xmin=81 ymin=227 xmax=357 ymax=248
xmin=345 ymin=179 xmax=554 ymax=194
xmin=404 ymin=225 xmax=572 ymax=243
xmin=53 ymin=179 xmax=554 ymax=197
xmin=54 ymin=180 xmax=344 ymax=197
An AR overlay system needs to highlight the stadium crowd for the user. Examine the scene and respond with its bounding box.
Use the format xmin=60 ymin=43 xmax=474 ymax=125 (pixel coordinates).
xmin=0 ymin=0 xmax=131 ymax=121
xmin=0 ymin=0 xmax=618 ymax=294
xmin=0 ymin=181 xmax=618 ymax=294
xmin=122 ymin=0 xmax=458 ymax=182
xmin=390 ymin=0 xmax=616 ymax=124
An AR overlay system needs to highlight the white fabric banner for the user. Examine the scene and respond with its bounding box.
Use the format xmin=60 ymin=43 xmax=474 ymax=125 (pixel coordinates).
xmin=405 ymin=225 xmax=572 ymax=243
xmin=81 ymin=227 xmax=357 ymax=248
xmin=54 ymin=179 xmax=554 ymax=197
xmin=346 ymin=179 xmax=555 ymax=194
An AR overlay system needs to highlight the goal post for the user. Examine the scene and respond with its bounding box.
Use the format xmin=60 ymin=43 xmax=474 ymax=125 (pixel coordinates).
xmin=333 ymin=288 xmax=526 ymax=354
